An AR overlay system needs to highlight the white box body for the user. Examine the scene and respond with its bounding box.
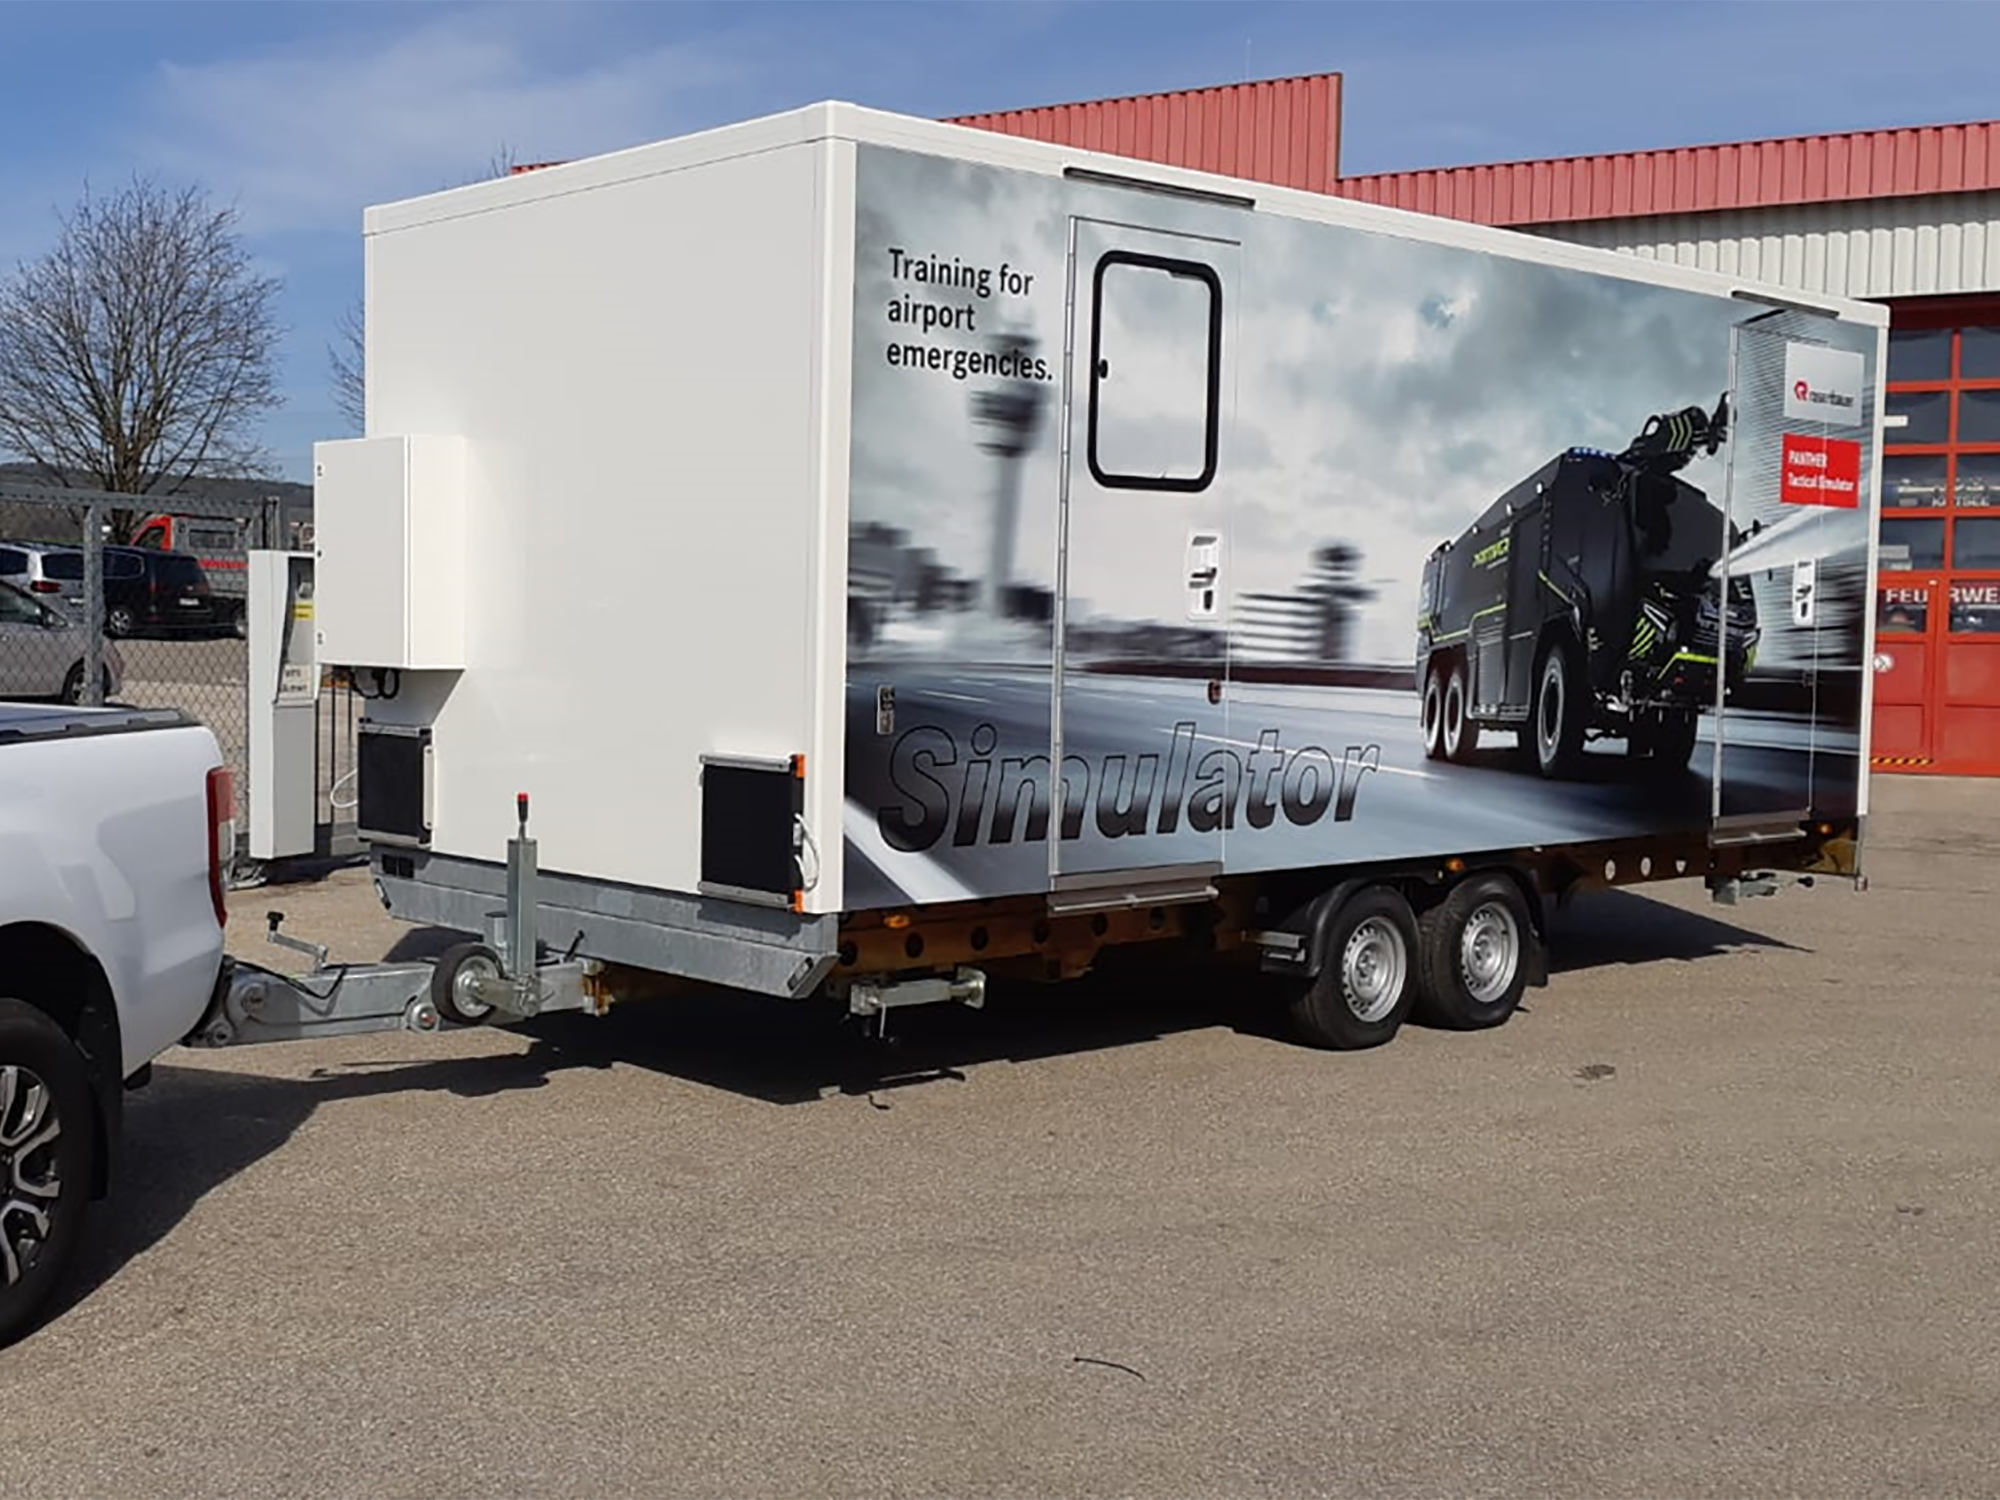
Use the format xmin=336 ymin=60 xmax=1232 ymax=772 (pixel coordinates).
xmin=331 ymin=102 xmax=1889 ymax=922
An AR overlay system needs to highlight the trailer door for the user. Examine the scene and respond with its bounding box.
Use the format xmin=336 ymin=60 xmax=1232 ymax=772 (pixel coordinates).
xmin=1052 ymin=218 xmax=1241 ymax=898
xmin=1711 ymin=307 xmax=1876 ymax=841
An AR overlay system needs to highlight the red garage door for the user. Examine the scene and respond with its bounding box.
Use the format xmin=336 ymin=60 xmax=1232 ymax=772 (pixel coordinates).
xmin=1873 ymin=306 xmax=2000 ymax=777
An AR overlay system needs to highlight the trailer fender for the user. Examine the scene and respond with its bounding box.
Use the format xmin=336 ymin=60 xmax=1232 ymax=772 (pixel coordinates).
xmin=1470 ymin=865 xmax=1550 ymax=990
xmin=1253 ymin=878 xmax=1379 ymax=982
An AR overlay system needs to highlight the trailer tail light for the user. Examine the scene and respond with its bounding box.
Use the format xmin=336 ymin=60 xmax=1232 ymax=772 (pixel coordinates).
xmin=207 ymin=766 xmax=235 ymax=927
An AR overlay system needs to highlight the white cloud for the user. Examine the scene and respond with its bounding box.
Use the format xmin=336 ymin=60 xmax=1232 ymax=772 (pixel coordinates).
xmin=127 ymin=6 xmax=752 ymax=238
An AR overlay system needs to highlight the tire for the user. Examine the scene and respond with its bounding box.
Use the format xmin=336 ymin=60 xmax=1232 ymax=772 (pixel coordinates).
xmin=104 ymin=605 xmax=135 ymax=639
xmin=1532 ymin=639 xmax=1585 ymax=779
xmin=1414 ymin=874 xmax=1534 ymax=1031
xmin=1287 ymin=887 xmax=1419 ymax=1051
xmin=1443 ymin=662 xmax=1478 ymax=764
xmin=60 ymin=664 xmax=111 ymax=706
xmin=1420 ymin=666 xmax=1445 ymax=760
xmin=430 ymin=942 xmax=502 ymax=1027
xmin=0 ymin=999 xmax=99 ymax=1347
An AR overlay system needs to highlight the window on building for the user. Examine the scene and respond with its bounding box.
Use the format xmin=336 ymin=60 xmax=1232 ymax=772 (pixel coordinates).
xmin=1960 ymin=326 xmax=2000 ymax=381
xmin=1880 ymin=515 xmax=1947 ymax=571
xmin=1885 ymin=454 xmax=1948 ymax=508
xmin=1889 ymin=327 xmax=1953 ymax=383
xmin=1887 ymin=388 xmax=1951 ymax=445
xmin=1958 ymin=452 xmax=2000 ymax=507
xmin=1954 ymin=517 xmax=2000 ymax=571
xmin=1883 ymin=320 xmax=2000 ymax=587
xmin=1959 ymin=389 xmax=2000 ymax=444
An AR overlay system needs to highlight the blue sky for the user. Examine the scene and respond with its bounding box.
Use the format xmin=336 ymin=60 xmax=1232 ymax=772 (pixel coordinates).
xmin=4 ymin=0 xmax=1996 ymax=486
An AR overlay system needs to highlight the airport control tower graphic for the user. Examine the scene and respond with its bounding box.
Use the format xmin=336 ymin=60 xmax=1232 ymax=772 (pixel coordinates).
xmin=968 ymin=329 xmax=1049 ymax=623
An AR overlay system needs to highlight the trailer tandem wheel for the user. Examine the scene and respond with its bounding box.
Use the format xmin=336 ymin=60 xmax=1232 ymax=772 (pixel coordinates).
xmin=1413 ymin=873 xmax=1534 ymax=1030
xmin=1286 ymin=886 xmax=1420 ymax=1051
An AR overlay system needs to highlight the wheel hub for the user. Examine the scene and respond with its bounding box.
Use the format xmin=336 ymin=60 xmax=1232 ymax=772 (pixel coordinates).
xmin=0 ymin=1065 xmax=61 ymax=1289
xmin=1458 ymin=903 xmax=1520 ymax=1004
xmin=1342 ymin=917 xmax=1407 ymax=1022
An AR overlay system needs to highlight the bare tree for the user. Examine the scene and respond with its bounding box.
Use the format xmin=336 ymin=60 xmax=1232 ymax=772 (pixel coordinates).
xmin=0 ymin=174 xmax=284 ymax=536
xmin=326 ymin=143 xmax=523 ymax=437
xmin=329 ymin=296 xmax=365 ymax=433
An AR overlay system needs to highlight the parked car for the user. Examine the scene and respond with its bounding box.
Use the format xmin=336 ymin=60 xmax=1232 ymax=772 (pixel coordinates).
xmin=99 ymin=546 xmax=219 ymax=638
xmin=0 ymin=542 xmax=88 ymax=617
xmin=0 ymin=701 xmax=232 ymax=1343
xmin=0 ymin=579 xmax=123 ymax=703
xmin=131 ymin=505 xmax=314 ymax=639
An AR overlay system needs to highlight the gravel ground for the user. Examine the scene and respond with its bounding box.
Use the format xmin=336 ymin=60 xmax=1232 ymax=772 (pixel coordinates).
xmin=3 ymin=774 xmax=1996 ymax=1499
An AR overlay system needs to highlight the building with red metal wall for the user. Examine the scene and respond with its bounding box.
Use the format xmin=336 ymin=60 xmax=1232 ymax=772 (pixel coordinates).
xmin=950 ymin=76 xmax=2000 ymax=777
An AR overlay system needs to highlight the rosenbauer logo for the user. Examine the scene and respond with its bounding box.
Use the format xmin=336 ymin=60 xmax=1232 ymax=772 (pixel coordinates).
xmin=1782 ymin=343 xmax=1864 ymax=428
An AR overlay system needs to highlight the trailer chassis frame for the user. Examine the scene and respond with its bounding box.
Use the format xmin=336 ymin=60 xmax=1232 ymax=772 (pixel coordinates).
xmin=184 ymin=795 xmax=611 ymax=1050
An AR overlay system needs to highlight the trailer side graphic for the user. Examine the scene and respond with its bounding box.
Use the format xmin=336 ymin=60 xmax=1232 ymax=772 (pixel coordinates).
xmin=842 ymin=142 xmax=1880 ymax=910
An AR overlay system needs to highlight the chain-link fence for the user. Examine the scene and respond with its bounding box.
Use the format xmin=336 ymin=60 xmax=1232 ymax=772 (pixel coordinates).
xmin=1 ymin=477 xmax=356 ymax=867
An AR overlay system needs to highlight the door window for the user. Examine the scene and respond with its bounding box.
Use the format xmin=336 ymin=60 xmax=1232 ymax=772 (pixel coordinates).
xmin=0 ymin=583 xmax=43 ymax=624
xmin=1877 ymin=587 xmax=1929 ymax=633
xmin=1951 ymin=582 xmax=2000 ymax=633
xmin=1087 ymin=253 xmax=1221 ymax=492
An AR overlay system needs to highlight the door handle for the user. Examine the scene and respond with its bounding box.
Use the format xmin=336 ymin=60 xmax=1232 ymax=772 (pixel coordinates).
xmin=1185 ymin=531 xmax=1221 ymax=622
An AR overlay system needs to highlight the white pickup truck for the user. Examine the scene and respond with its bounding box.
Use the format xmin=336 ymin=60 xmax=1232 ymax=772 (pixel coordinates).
xmin=0 ymin=703 xmax=234 ymax=1343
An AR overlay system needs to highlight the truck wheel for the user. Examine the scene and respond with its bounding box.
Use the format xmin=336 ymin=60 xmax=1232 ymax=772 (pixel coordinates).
xmin=430 ymin=942 xmax=502 ymax=1027
xmin=1421 ymin=666 xmax=1445 ymax=760
xmin=1415 ymin=874 xmax=1532 ymax=1030
xmin=1287 ymin=887 xmax=1418 ymax=1050
xmin=1532 ymin=641 xmax=1585 ymax=779
xmin=0 ymin=999 xmax=98 ymax=1347
xmin=1443 ymin=662 xmax=1479 ymax=763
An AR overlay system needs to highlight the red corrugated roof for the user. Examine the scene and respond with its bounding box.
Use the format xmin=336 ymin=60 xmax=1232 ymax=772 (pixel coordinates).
xmin=1333 ymin=120 xmax=2000 ymax=226
xmin=948 ymin=73 xmax=1343 ymax=195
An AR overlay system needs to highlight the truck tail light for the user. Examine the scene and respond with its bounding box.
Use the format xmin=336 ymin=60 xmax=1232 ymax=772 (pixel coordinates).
xmin=207 ymin=766 xmax=235 ymax=927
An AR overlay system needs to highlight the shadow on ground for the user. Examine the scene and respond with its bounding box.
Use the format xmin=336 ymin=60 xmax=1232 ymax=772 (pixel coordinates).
xmin=27 ymin=884 xmax=1797 ymax=1344
xmin=1545 ymin=887 xmax=1806 ymax=972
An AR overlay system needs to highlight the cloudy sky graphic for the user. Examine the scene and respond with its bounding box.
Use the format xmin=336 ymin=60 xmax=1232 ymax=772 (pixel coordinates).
xmin=847 ymin=144 xmax=1864 ymax=665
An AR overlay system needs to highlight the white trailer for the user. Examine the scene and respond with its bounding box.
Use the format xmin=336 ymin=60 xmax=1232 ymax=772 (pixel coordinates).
xmin=198 ymin=101 xmax=1888 ymax=1055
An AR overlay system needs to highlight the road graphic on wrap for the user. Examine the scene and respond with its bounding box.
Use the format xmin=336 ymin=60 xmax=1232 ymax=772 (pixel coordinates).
xmin=841 ymin=666 xmax=1857 ymax=910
